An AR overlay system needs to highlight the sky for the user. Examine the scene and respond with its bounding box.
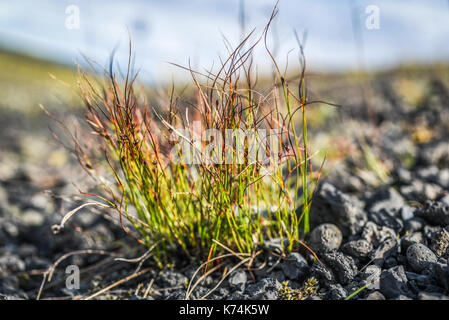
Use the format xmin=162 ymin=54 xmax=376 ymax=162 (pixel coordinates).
xmin=1 ymin=0 xmax=449 ymax=82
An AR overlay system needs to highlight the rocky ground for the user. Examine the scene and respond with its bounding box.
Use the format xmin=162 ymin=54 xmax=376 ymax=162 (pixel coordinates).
xmin=1 ymin=66 xmax=448 ymax=300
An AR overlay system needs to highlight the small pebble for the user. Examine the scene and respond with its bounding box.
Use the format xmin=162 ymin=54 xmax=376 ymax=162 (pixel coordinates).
xmin=309 ymin=223 xmax=342 ymax=253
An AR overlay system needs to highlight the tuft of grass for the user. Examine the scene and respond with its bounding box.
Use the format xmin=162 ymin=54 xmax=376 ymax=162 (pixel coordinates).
xmin=61 ymin=6 xmax=325 ymax=264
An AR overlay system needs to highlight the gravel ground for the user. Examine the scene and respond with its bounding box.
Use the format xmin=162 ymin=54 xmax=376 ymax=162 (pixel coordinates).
xmin=1 ymin=74 xmax=448 ymax=300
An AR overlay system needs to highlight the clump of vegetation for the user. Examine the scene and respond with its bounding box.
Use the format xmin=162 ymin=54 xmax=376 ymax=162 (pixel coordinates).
xmin=278 ymin=278 xmax=319 ymax=300
xmin=58 ymin=6 xmax=326 ymax=265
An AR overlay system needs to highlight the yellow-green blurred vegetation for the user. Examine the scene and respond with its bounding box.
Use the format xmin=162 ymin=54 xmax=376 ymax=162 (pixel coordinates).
xmin=0 ymin=49 xmax=79 ymax=115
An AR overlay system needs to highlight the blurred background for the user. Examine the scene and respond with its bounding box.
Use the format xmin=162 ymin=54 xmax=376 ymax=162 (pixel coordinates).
xmin=2 ymin=0 xmax=449 ymax=81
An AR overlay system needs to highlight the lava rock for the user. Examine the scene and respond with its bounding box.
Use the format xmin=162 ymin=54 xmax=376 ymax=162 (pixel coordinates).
xmin=400 ymin=232 xmax=424 ymax=252
xmin=362 ymin=265 xmax=381 ymax=290
xmin=417 ymin=166 xmax=440 ymax=184
xmin=416 ymin=166 xmax=449 ymax=189
xmin=208 ymin=287 xmax=230 ymax=300
xmin=158 ymin=270 xmax=187 ymax=288
xmin=262 ymin=238 xmax=289 ymax=254
xmin=401 ymin=180 xmax=443 ymax=202
xmin=380 ymin=266 xmax=409 ymax=299
xmin=309 ymin=261 xmax=336 ymax=289
xmin=281 ymin=252 xmax=308 ymax=280
xmin=245 ymin=278 xmax=282 ymax=300
xmin=365 ymin=291 xmax=386 ymax=300
xmin=165 ymin=290 xmax=186 ymax=300
xmin=341 ymin=240 xmax=373 ymax=260
xmin=424 ymin=225 xmax=442 ymax=240
xmin=0 ymin=275 xmax=28 ymax=299
xmin=367 ymin=188 xmax=405 ymax=213
xmin=420 ymin=141 xmax=449 ymax=167
xmin=369 ymin=209 xmax=404 ymax=232
xmin=441 ymin=194 xmax=449 ymax=206
xmin=20 ymin=209 xmax=44 ymax=226
xmin=370 ymin=238 xmax=399 ymax=266
xmin=434 ymin=262 xmax=449 ymax=290
xmin=0 ymin=254 xmax=25 ymax=275
xmin=416 ymin=200 xmax=449 ymax=226
xmin=397 ymin=168 xmax=412 ymax=184
xmin=79 ymin=223 xmax=115 ymax=249
xmin=438 ymin=169 xmax=449 ymax=189
xmin=321 ymin=251 xmax=357 ymax=285
xmin=430 ymin=227 xmax=449 ymax=258
xmin=385 ymin=257 xmax=399 ymax=268
xmin=189 ymin=286 xmax=210 ymax=299
xmin=228 ymin=270 xmax=247 ymax=291
xmin=327 ymin=284 xmax=347 ymax=300
xmin=361 ymin=221 xmax=396 ymax=247
xmin=0 ymin=293 xmax=26 ymax=300
xmin=269 ymin=270 xmax=285 ymax=283
xmin=309 ymin=182 xmax=367 ymax=237
xmin=404 ymin=217 xmax=425 ymax=233
xmin=418 ymin=292 xmax=449 ymax=300
xmin=406 ymin=243 xmax=438 ymax=272
xmin=405 ymin=271 xmax=431 ymax=291
xmin=400 ymin=206 xmax=416 ymax=221
xmin=309 ymin=224 xmax=342 ymax=253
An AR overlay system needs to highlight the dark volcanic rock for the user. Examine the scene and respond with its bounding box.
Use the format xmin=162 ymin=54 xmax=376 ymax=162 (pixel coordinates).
xmin=0 ymin=275 xmax=28 ymax=300
xmin=420 ymin=142 xmax=449 ymax=168
xmin=367 ymin=188 xmax=405 ymax=213
xmin=0 ymin=253 xmax=25 ymax=275
xmin=417 ymin=166 xmax=440 ymax=184
xmin=341 ymin=240 xmax=373 ymax=260
xmin=400 ymin=206 xmax=415 ymax=221
xmin=327 ymin=284 xmax=347 ymax=300
xmin=321 ymin=251 xmax=357 ymax=285
xmin=157 ymin=270 xmax=187 ymax=288
xmin=362 ymin=265 xmax=381 ymax=289
xmin=361 ymin=221 xmax=396 ymax=247
xmin=417 ymin=166 xmax=449 ymax=189
xmin=441 ymin=194 xmax=449 ymax=206
xmin=281 ymin=252 xmax=309 ymax=280
xmin=310 ymin=261 xmax=336 ymax=289
xmin=430 ymin=227 xmax=449 ymax=258
xmin=309 ymin=182 xmax=367 ymax=237
xmin=400 ymin=232 xmax=424 ymax=252
xmin=400 ymin=180 xmax=443 ymax=202
xmin=370 ymin=238 xmax=399 ymax=266
xmin=406 ymin=243 xmax=438 ymax=273
xmin=262 ymin=238 xmax=289 ymax=254
xmin=380 ymin=266 xmax=410 ymax=299
xmin=418 ymin=292 xmax=449 ymax=300
xmin=416 ymin=200 xmax=449 ymax=226
xmin=228 ymin=270 xmax=247 ymax=291
xmin=365 ymin=291 xmax=386 ymax=300
xmin=369 ymin=209 xmax=404 ymax=232
xmin=245 ymin=278 xmax=282 ymax=300
xmin=434 ymin=262 xmax=449 ymax=290
xmin=404 ymin=217 xmax=425 ymax=233
xmin=309 ymin=224 xmax=342 ymax=254
xmin=165 ymin=290 xmax=186 ymax=300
